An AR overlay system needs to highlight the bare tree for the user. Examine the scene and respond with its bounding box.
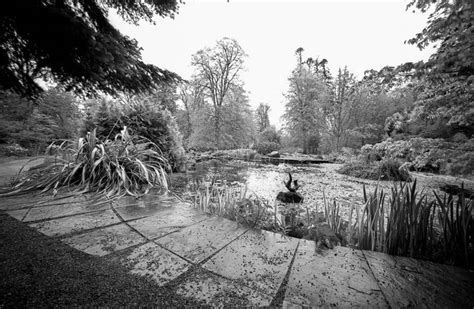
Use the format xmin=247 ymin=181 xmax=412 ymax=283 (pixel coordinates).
xmin=178 ymin=79 xmax=205 ymax=140
xmin=191 ymin=38 xmax=247 ymax=148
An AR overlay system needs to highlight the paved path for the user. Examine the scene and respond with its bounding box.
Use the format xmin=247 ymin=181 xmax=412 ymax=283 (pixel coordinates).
xmin=0 ymin=157 xmax=46 ymax=186
xmin=1 ymin=191 xmax=473 ymax=307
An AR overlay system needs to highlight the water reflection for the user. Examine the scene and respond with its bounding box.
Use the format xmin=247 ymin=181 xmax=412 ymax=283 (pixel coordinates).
xmin=169 ymin=160 xmax=393 ymax=221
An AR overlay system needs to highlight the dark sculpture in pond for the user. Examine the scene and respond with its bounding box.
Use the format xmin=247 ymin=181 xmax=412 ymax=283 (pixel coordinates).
xmin=277 ymin=173 xmax=303 ymax=203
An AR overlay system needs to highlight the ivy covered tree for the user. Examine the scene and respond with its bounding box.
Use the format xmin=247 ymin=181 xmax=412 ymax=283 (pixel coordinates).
xmin=0 ymin=0 xmax=181 ymax=97
xmin=255 ymin=103 xmax=270 ymax=133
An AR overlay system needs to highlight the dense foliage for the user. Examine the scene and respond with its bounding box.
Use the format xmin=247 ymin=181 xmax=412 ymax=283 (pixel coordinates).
xmin=82 ymin=94 xmax=186 ymax=172
xmin=190 ymin=38 xmax=248 ymax=149
xmin=338 ymin=159 xmax=412 ymax=182
xmin=406 ymin=0 xmax=473 ymax=134
xmin=0 ymin=89 xmax=81 ymax=155
xmin=3 ymin=127 xmax=169 ymax=197
xmin=0 ymin=0 xmax=180 ymax=97
xmin=360 ymin=137 xmax=474 ymax=175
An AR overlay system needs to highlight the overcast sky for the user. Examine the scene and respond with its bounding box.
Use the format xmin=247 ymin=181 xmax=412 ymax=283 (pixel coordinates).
xmin=110 ymin=0 xmax=434 ymax=127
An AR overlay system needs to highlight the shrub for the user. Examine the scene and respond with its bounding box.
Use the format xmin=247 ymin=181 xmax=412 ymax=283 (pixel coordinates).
xmin=446 ymin=153 xmax=474 ymax=176
xmin=2 ymin=127 xmax=169 ymax=197
xmin=259 ymin=126 xmax=280 ymax=144
xmin=362 ymin=137 xmax=474 ymax=176
xmin=338 ymin=159 xmax=411 ymax=181
xmin=254 ymin=141 xmax=280 ymax=155
xmin=457 ymin=138 xmax=474 ymax=151
xmin=0 ymin=143 xmax=31 ymax=156
xmin=451 ymin=132 xmax=469 ymax=143
xmin=83 ymin=99 xmax=186 ymax=172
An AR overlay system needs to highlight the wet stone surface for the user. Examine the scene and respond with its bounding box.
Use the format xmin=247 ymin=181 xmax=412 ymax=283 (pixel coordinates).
xmin=113 ymin=193 xmax=177 ymax=208
xmin=127 ymin=206 xmax=209 ymax=239
xmin=155 ymin=216 xmax=248 ymax=264
xmin=176 ymin=268 xmax=273 ymax=307
xmin=5 ymin=208 xmax=28 ymax=221
xmin=62 ymin=223 xmax=146 ymax=256
xmin=284 ymin=240 xmax=387 ymax=308
xmin=117 ymin=242 xmax=191 ymax=286
xmin=364 ymin=250 xmax=474 ymax=308
xmin=203 ymin=229 xmax=299 ymax=298
xmin=23 ymin=200 xmax=110 ymax=222
xmin=29 ymin=209 xmax=120 ymax=237
xmin=114 ymin=200 xmax=177 ymax=221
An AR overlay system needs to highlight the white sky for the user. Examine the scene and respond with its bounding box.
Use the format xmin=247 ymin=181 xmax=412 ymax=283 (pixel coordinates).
xmin=110 ymin=0 xmax=434 ymax=128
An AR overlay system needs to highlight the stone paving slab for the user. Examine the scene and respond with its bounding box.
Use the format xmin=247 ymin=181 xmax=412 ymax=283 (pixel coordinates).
xmin=127 ymin=206 xmax=209 ymax=239
xmin=5 ymin=209 xmax=28 ymax=220
xmin=62 ymin=223 xmax=146 ymax=256
xmin=283 ymin=240 xmax=387 ymax=308
xmin=364 ymin=250 xmax=474 ymax=308
xmin=29 ymin=209 xmax=120 ymax=237
xmin=0 ymin=195 xmax=48 ymax=211
xmin=155 ymin=216 xmax=248 ymax=264
xmin=0 ymin=193 xmax=95 ymax=211
xmin=113 ymin=193 xmax=177 ymax=208
xmin=117 ymin=242 xmax=191 ymax=286
xmin=176 ymin=268 xmax=273 ymax=307
xmin=114 ymin=199 xmax=183 ymax=221
xmin=0 ymin=157 xmax=46 ymax=186
xmin=23 ymin=200 xmax=110 ymax=222
xmin=203 ymin=228 xmax=299 ymax=300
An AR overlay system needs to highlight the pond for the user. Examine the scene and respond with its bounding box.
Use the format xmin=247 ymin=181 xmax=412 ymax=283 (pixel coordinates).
xmin=170 ymin=160 xmax=398 ymax=221
xmin=170 ymin=159 xmax=474 ymax=222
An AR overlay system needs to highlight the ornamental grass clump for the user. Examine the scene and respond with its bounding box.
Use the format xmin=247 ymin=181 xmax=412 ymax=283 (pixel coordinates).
xmin=3 ymin=127 xmax=169 ymax=197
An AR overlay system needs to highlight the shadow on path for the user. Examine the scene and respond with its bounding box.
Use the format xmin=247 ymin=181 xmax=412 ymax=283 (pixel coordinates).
xmin=0 ymin=213 xmax=203 ymax=307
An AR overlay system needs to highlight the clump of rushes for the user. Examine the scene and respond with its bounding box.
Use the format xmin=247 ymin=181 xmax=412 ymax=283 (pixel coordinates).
xmin=385 ymin=180 xmax=436 ymax=259
xmin=193 ymin=182 xmax=278 ymax=229
xmin=347 ymin=180 xmax=473 ymax=268
xmin=435 ymin=188 xmax=473 ymax=268
xmin=322 ymin=190 xmax=344 ymax=236
xmin=2 ymin=127 xmax=169 ymax=197
xmin=358 ymin=185 xmax=386 ymax=251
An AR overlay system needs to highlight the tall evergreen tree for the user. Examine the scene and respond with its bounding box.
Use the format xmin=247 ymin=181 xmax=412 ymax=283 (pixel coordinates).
xmin=0 ymin=0 xmax=181 ymax=97
xmin=283 ymin=49 xmax=327 ymax=153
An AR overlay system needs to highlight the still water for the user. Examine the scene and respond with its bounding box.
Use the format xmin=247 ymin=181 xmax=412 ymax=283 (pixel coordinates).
xmin=169 ymin=160 xmax=391 ymax=220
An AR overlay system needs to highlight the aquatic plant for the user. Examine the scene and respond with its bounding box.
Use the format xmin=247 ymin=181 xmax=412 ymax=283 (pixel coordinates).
xmin=322 ymin=190 xmax=344 ymax=236
xmin=435 ymin=188 xmax=473 ymax=268
xmin=346 ymin=180 xmax=473 ymax=268
xmin=192 ymin=182 xmax=278 ymax=229
xmin=2 ymin=127 xmax=169 ymax=197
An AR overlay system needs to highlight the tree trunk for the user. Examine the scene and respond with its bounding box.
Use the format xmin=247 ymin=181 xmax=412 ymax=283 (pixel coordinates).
xmin=214 ymin=108 xmax=221 ymax=149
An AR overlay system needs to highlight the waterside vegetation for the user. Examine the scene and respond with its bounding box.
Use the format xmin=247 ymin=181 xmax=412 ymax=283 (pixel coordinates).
xmin=191 ymin=178 xmax=473 ymax=269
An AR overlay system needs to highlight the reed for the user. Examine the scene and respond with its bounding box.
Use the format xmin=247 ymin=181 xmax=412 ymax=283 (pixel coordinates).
xmin=322 ymin=190 xmax=344 ymax=236
xmin=435 ymin=187 xmax=473 ymax=268
xmin=192 ymin=182 xmax=276 ymax=229
xmin=385 ymin=180 xmax=436 ymax=258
